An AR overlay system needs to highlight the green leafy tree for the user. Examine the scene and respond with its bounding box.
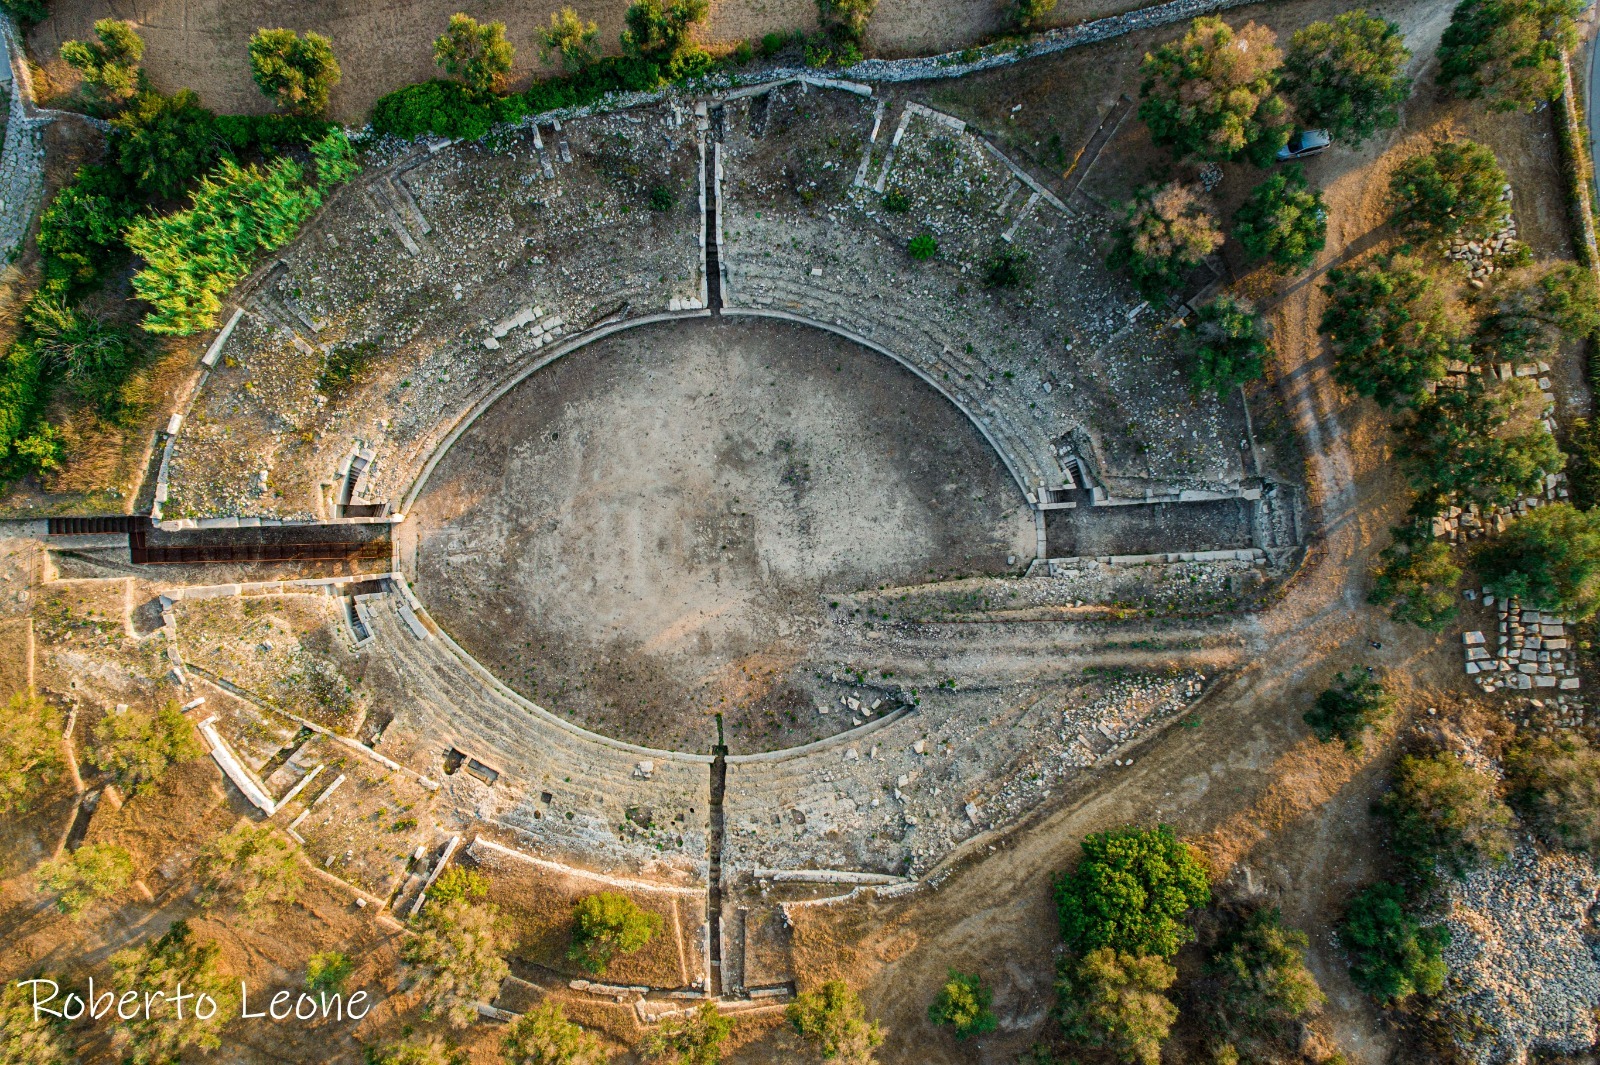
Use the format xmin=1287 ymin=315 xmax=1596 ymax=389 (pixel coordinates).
xmin=1476 ymin=502 xmax=1600 ymax=618
xmin=1304 ymin=671 xmax=1393 ymax=749
xmin=927 ymin=969 xmax=996 ymax=1040
xmin=1506 ymin=733 xmax=1600 ymax=852
xmin=197 ymin=822 xmax=302 ymax=918
xmin=0 ymin=690 xmax=63 ymax=815
xmin=404 ymin=896 xmax=511 ymax=1028
xmin=36 ymin=842 xmax=134 ymax=917
xmin=503 ymin=1001 xmax=607 ymax=1065
xmin=542 ymin=8 xmax=601 ymax=72
xmin=1387 ymin=140 xmax=1511 ymax=244
xmin=429 ymin=865 xmax=489 ymax=904
xmin=112 ymin=89 xmax=220 ymax=200
xmin=60 ymin=19 xmax=145 ymax=108
xmin=569 ymin=892 xmax=663 ymax=975
xmin=90 ymin=701 xmax=201 ymax=796
xmin=36 ymin=163 xmax=138 ymax=294
xmin=1320 ymin=254 xmax=1465 ymax=406
xmin=816 ymin=0 xmax=878 ymax=48
xmin=787 ymin=980 xmax=884 ymax=1064
xmin=1338 ymin=883 xmax=1448 ymax=1003
xmin=1437 ymin=0 xmax=1581 ymax=112
xmin=0 ymin=979 xmax=71 ymax=1065
xmin=1013 ymin=0 xmax=1058 ymax=31
xmin=248 ymin=29 xmax=340 ymax=116
xmin=1566 ymin=417 xmax=1600 ymax=510
xmin=641 ymin=1000 xmax=732 ymax=1064
xmin=1233 ymin=166 xmax=1326 ymax=273
xmin=309 ymin=129 xmax=361 ymax=186
xmin=434 ymin=13 xmax=514 ymax=94
xmin=109 ymin=921 xmax=237 ymax=1063
xmin=305 ymin=951 xmax=354 ymax=993
xmin=1111 ymin=182 xmax=1222 ymax=298
xmin=622 ymin=0 xmax=710 ymax=58
xmin=1185 ymin=296 xmax=1268 ymax=397
xmin=1476 ymin=262 xmax=1600 ymax=364
xmin=1282 ymin=12 xmax=1411 ymax=144
xmin=1398 ymin=380 xmax=1563 ymax=513
xmin=1381 ymin=752 xmax=1513 ymax=880
xmin=1138 ymin=17 xmax=1290 ymax=165
xmin=1210 ymin=908 xmax=1324 ymax=1043
xmin=1054 ymin=825 xmax=1211 ymax=958
xmin=369 ymin=1037 xmax=466 ymax=1065
xmin=1055 ymin=949 xmax=1176 ymax=1065
xmin=1369 ymin=536 xmax=1461 ymax=630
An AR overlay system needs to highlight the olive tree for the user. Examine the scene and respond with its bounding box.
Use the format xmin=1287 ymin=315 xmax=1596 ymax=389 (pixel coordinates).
xmin=1055 ymin=949 xmax=1177 ymax=1065
xmin=1232 ymin=166 xmax=1326 ymax=274
xmin=0 ymin=690 xmax=63 ymax=815
xmin=1283 ymin=12 xmax=1411 ymax=144
xmin=404 ymin=896 xmax=511 ymax=1028
xmin=1437 ymin=0 xmax=1581 ymax=112
xmin=197 ymin=822 xmax=303 ymax=918
xmin=787 ymin=980 xmax=883 ymax=1063
xmin=503 ymin=1001 xmax=607 ymax=1065
xmin=90 ymin=701 xmax=201 ymax=796
xmin=36 ymin=841 xmax=135 ymax=917
xmin=1110 ymin=182 xmax=1222 ymax=298
xmin=568 ymin=892 xmax=663 ymax=975
xmin=434 ymin=13 xmax=514 ymax=94
xmin=1138 ymin=17 xmax=1289 ymax=165
xmin=60 ymin=19 xmax=144 ymax=107
xmin=248 ymin=29 xmax=341 ymax=116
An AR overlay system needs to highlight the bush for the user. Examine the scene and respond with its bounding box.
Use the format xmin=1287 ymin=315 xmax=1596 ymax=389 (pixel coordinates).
xmin=1013 ymin=0 xmax=1059 ymax=31
xmin=24 ymin=297 xmax=137 ymax=416
xmin=1209 ymin=908 xmax=1324 ymax=1041
xmin=1506 ymin=733 xmax=1600 ymax=851
xmin=1381 ymin=751 xmax=1513 ymax=880
xmin=649 ymin=185 xmax=677 ymax=212
xmin=309 ymin=128 xmax=361 ymax=186
xmin=370 ymin=79 xmax=495 ymax=141
xmin=112 ymin=89 xmax=221 ymax=201
xmin=881 ymin=189 xmax=909 ymax=213
xmin=1566 ymin=417 xmax=1600 ymax=510
xmin=1184 ymin=296 xmax=1268 ymax=397
xmin=1304 ymin=671 xmax=1393 ymax=749
xmin=317 ymin=339 xmax=381 ymax=398
xmin=928 ymin=969 xmax=996 ymax=1040
xmin=907 ymin=233 xmax=938 ymax=260
xmin=404 ymin=896 xmax=511 ymax=1027
xmin=817 ymin=0 xmax=878 ymax=48
xmin=249 ymin=29 xmax=341 ymax=116
xmin=1319 ymin=253 xmax=1464 ymax=406
xmin=36 ymin=841 xmax=134 ymax=916
xmin=36 ymin=163 xmax=137 ymax=295
xmin=1368 ymin=535 xmax=1461 ymax=630
xmin=543 ymin=8 xmax=601 ymax=72
xmin=214 ymin=113 xmax=335 ymax=156
xmin=90 ymin=701 xmax=201 ymax=795
xmin=1338 ymin=883 xmax=1448 ymax=1003
xmin=1282 ymin=12 xmax=1411 ymax=145
xmin=504 ymin=1000 xmax=606 ymax=1065
xmin=435 ymin=13 xmax=514 ymax=94
xmin=1477 ymin=502 xmax=1600 ymax=617
xmin=984 ymin=247 xmax=1031 ymax=289
xmin=787 ymin=980 xmax=883 ymax=1063
xmin=109 ymin=921 xmax=237 ymax=1061
xmin=60 ymin=19 xmax=144 ymax=108
xmin=305 ymin=951 xmax=353 ymax=993
xmin=1110 ymin=182 xmax=1221 ymax=298
xmin=568 ymin=892 xmax=662 ymax=975
xmin=1437 ymin=0 xmax=1581 ymax=112
xmin=429 ymin=865 xmax=488 ymax=904
xmin=1055 ymin=949 xmax=1176 ymax=1065
xmin=1476 ymin=262 xmax=1600 ymax=364
xmin=0 ymin=979 xmax=70 ymax=1065
xmin=1396 ymin=378 xmax=1563 ymax=512
xmin=641 ymin=1000 xmax=732 ymax=1063
xmin=1387 ymin=140 xmax=1511 ymax=244
xmin=198 ymin=822 xmax=302 ymax=917
xmin=623 ymin=0 xmax=710 ymax=59
xmin=1232 ymin=166 xmax=1326 ymax=274
xmin=0 ymin=0 xmax=48 ymax=29
xmin=0 ymin=690 xmax=64 ymax=814
xmin=0 ymin=345 xmax=47 ymax=478
xmin=1138 ymin=17 xmax=1290 ymax=166
xmin=1054 ymin=824 xmax=1211 ymax=958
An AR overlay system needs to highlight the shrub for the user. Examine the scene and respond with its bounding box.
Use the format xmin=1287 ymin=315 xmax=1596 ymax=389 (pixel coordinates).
xmin=1232 ymin=166 xmax=1326 ymax=274
xmin=405 ymin=896 xmax=510 ymax=1027
xmin=1319 ymin=254 xmax=1464 ymax=406
xmin=649 ymin=185 xmax=677 ymax=212
xmin=1476 ymin=262 xmax=1600 ymax=364
xmin=569 ymin=892 xmax=663 ymax=975
xmin=1209 ymin=908 xmax=1324 ymax=1041
xmin=24 ymin=297 xmax=136 ymax=415
xmin=305 ymin=951 xmax=353 ymax=993
xmin=248 ymin=29 xmax=341 ymax=116
xmin=369 ymin=1037 xmax=467 ymax=1065
xmin=907 ymin=233 xmax=938 ymax=260
xmin=1397 ymin=380 xmax=1562 ymax=514
xmin=1054 ymin=949 xmax=1176 ymax=1065
xmin=198 ymin=822 xmax=302 ymax=917
xmin=316 ymin=339 xmax=381 ymax=398
xmin=214 ymin=113 xmax=334 ymax=155
xmin=0 ymin=690 xmax=64 ymax=814
xmin=109 ymin=921 xmax=237 ymax=1061
xmin=1338 ymin=883 xmax=1448 ymax=1003
xmin=90 ymin=701 xmax=201 ymax=795
xmin=435 ymin=13 xmax=514 ymax=94
xmin=1138 ymin=17 xmax=1289 ymax=166
xmin=0 ymin=979 xmax=70 ymax=1065
xmin=881 ymin=189 xmax=909 ymax=213
xmin=112 ymin=89 xmax=221 ymax=201
xmin=1054 ymin=825 xmax=1211 ymax=958
xmin=60 ymin=19 xmax=144 ymax=108
xmin=309 ymin=128 xmax=361 ymax=186
xmin=1387 ymin=140 xmax=1511 ymax=244
xmin=542 ymin=8 xmax=601 ymax=72
xmin=1381 ymin=752 xmax=1513 ymax=880
xmin=1476 ymin=502 xmax=1600 ymax=618
xmin=623 ymin=0 xmax=710 ymax=59
xmin=817 ymin=0 xmax=878 ymax=48
xmin=1013 ymin=0 xmax=1059 ymax=31
xmin=0 ymin=0 xmax=48 ymax=29
xmin=36 ymin=841 xmax=134 ymax=916
xmin=1110 ymin=182 xmax=1221 ymax=298
xmin=1304 ymin=671 xmax=1392 ymax=749
xmin=1566 ymin=417 xmax=1600 ymax=510
xmin=1437 ymin=0 xmax=1581 ymax=112
xmin=429 ymin=865 xmax=489 ymax=904
xmin=1184 ymin=296 xmax=1268 ymax=397
xmin=503 ymin=1001 xmax=606 ymax=1065
xmin=641 ymin=1000 xmax=732 ymax=1063
xmin=787 ymin=980 xmax=884 ymax=1064
xmin=1506 ymin=733 xmax=1600 ymax=851
xmin=984 ymin=247 xmax=1031 ymax=289
xmin=928 ymin=969 xmax=996 ymax=1040
xmin=1368 ymin=536 xmax=1461 ymax=630
xmin=371 ymin=80 xmax=495 ymax=141
xmin=1282 ymin=12 xmax=1411 ymax=145
xmin=36 ymin=163 xmax=137 ymax=294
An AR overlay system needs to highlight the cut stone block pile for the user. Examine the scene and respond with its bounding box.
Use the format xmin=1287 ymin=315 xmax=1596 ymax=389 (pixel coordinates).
xmin=1443 ymin=184 xmax=1517 ymax=286
xmin=1463 ymin=599 xmax=1580 ymax=692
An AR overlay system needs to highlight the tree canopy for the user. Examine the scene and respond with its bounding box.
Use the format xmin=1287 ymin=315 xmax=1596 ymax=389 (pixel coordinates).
xmin=1507 ymin=733 xmax=1600 ymax=853
xmin=404 ymin=896 xmax=512 ymax=1028
xmin=36 ymin=841 xmax=135 ymax=917
xmin=786 ymin=980 xmax=884 ymax=1064
xmin=568 ymin=892 xmax=663 ymax=975
xmin=1233 ymin=165 xmax=1326 ymax=274
xmin=1138 ymin=17 xmax=1289 ymax=165
xmin=60 ymin=19 xmax=145 ymax=108
xmin=1388 ymin=140 xmax=1511 ymax=244
xmin=0 ymin=690 xmax=63 ymax=814
xmin=109 ymin=921 xmax=237 ymax=1062
xmin=1054 ymin=825 xmax=1211 ymax=958
xmin=1111 ymin=182 xmax=1222 ymax=298
xmin=1338 ymin=883 xmax=1449 ymax=1003
xmin=641 ymin=1000 xmax=732 ymax=1064
xmin=1396 ymin=379 xmax=1563 ymax=513
xmin=90 ymin=701 xmax=201 ymax=795
xmin=1437 ymin=0 xmax=1582 ymax=112
xmin=1209 ymin=908 xmax=1324 ymax=1047
xmin=1381 ymin=751 xmax=1514 ymax=881
xmin=111 ymin=89 xmax=221 ymax=201
xmin=542 ymin=8 xmax=601 ymax=72
xmin=1320 ymin=254 xmax=1465 ymax=406
xmin=622 ymin=0 xmax=710 ymax=59
xmin=1055 ymin=949 xmax=1177 ymax=1065
xmin=197 ymin=822 xmax=303 ymax=918
xmin=1304 ymin=671 xmax=1393 ymax=749
xmin=434 ymin=13 xmax=514 ymax=93
xmin=1184 ymin=296 xmax=1269 ymax=397
xmin=1476 ymin=502 xmax=1600 ymax=618
xmin=1368 ymin=535 xmax=1462 ymax=630
xmin=927 ymin=969 xmax=997 ymax=1040
xmin=503 ymin=1001 xmax=608 ymax=1065
xmin=1283 ymin=11 xmax=1411 ymax=145
xmin=248 ymin=29 xmax=342 ymax=116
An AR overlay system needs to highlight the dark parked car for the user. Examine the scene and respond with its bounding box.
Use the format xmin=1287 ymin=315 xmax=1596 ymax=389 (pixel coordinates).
xmin=1277 ymin=129 xmax=1332 ymax=162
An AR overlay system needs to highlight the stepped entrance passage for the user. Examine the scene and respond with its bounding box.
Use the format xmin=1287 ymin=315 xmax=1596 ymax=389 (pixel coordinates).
xmin=400 ymin=315 xmax=1034 ymax=752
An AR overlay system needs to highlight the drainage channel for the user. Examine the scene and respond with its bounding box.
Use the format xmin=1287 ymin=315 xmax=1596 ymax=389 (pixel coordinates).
xmin=704 ymin=107 xmax=724 ymax=315
xmin=707 ymin=714 xmax=728 ymax=997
